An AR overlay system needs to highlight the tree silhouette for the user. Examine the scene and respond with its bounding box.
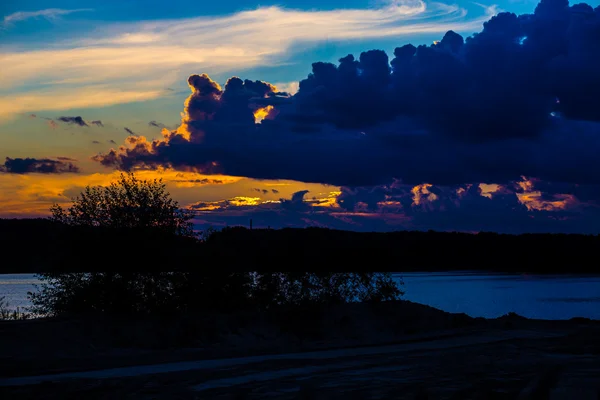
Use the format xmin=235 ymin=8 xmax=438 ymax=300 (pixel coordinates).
xmin=50 ymin=172 xmax=195 ymax=238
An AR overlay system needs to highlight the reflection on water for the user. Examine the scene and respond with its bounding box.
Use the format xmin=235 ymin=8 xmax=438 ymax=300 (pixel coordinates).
xmin=1 ymin=273 xmax=599 ymax=320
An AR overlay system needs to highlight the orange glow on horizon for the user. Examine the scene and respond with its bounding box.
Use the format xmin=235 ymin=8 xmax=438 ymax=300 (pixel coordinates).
xmin=0 ymin=169 xmax=240 ymax=217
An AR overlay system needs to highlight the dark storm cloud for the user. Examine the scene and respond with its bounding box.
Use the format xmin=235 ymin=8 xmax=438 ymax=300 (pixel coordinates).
xmin=124 ymin=127 xmax=136 ymax=135
xmin=0 ymin=157 xmax=79 ymax=174
xmin=90 ymin=120 xmax=104 ymax=127
xmin=94 ymin=0 xmax=600 ymax=190
xmin=56 ymin=116 xmax=88 ymax=127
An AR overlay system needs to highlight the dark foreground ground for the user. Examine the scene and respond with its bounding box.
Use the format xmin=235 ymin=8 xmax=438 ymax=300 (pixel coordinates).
xmin=1 ymin=301 xmax=599 ymax=399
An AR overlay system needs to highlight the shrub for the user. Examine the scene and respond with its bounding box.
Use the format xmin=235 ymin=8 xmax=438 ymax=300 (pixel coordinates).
xmin=28 ymin=272 xmax=402 ymax=316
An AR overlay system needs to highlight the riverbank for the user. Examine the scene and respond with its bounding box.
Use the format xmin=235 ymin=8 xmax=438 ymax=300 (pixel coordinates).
xmin=1 ymin=300 xmax=598 ymax=376
xmin=2 ymin=300 xmax=600 ymax=398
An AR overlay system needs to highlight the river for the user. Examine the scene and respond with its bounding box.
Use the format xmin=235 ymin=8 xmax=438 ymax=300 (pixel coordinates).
xmin=1 ymin=273 xmax=599 ymax=320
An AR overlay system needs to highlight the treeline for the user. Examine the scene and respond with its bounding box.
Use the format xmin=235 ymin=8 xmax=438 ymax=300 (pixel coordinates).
xmin=1 ymin=218 xmax=599 ymax=273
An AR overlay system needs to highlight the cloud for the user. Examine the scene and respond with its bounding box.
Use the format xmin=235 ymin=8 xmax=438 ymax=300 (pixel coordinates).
xmin=171 ymin=177 xmax=228 ymax=188
xmin=0 ymin=157 xmax=79 ymax=174
xmin=148 ymin=121 xmax=166 ymax=128
xmin=0 ymin=1 xmax=495 ymax=119
xmin=47 ymin=120 xmax=58 ymax=129
xmin=124 ymin=127 xmax=136 ymax=135
xmin=108 ymin=139 xmax=117 ymax=144
xmin=94 ymin=1 xmax=600 ymax=193
xmin=56 ymin=116 xmax=88 ymax=126
xmin=92 ymin=140 xmax=101 ymax=144
xmin=0 ymin=84 xmax=167 ymax=122
xmin=190 ymin=180 xmax=600 ymax=233
xmin=273 ymin=82 xmax=300 ymax=96
xmin=90 ymin=120 xmax=104 ymax=127
xmin=251 ymin=187 xmax=282 ymax=195
xmin=2 ymin=8 xmax=92 ymax=29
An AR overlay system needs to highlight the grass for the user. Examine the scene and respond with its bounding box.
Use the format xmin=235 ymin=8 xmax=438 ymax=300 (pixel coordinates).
xmin=0 ymin=296 xmax=30 ymax=321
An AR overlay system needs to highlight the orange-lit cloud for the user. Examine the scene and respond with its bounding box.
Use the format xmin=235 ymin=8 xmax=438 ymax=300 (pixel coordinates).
xmin=92 ymin=73 xmax=285 ymax=171
xmin=479 ymin=183 xmax=499 ymax=199
xmin=411 ymin=183 xmax=438 ymax=206
xmin=253 ymin=105 xmax=274 ymax=124
xmin=189 ymin=190 xmax=342 ymax=212
xmin=308 ymin=191 xmax=342 ymax=208
xmin=515 ymin=177 xmax=578 ymax=211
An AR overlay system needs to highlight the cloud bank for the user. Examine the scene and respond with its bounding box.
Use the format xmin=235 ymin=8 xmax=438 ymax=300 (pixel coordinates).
xmin=93 ymin=0 xmax=600 ymax=233
xmin=190 ymin=181 xmax=600 ymax=234
xmin=0 ymin=1 xmax=494 ymax=120
xmin=96 ymin=0 xmax=600 ymax=185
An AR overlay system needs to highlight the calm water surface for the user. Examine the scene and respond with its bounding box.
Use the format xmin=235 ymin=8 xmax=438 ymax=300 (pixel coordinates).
xmin=1 ymin=273 xmax=599 ymax=320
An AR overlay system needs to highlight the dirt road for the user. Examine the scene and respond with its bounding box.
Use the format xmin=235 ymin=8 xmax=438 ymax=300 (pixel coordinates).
xmin=4 ymin=327 xmax=599 ymax=399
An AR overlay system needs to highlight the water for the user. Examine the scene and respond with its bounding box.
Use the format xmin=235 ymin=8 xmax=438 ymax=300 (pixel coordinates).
xmin=0 ymin=274 xmax=40 ymax=311
xmin=399 ymin=272 xmax=600 ymax=320
xmin=1 ymin=273 xmax=599 ymax=320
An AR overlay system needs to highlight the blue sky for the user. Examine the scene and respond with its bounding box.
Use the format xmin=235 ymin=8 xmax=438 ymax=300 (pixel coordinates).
xmin=0 ymin=0 xmax=547 ymax=124
xmin=0 ymin=0 xmax=519 ymax=161
xmin=2 ymin=0 xmax=600 ymax=234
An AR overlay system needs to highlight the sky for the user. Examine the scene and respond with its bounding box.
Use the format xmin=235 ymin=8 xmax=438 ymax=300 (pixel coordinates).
xmin=2 ymin=0 xmax=600 ymax=233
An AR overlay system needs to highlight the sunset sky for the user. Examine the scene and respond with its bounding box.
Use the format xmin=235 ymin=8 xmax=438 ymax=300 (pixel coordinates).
xmin=2 ymin=0 xmax=600 ymax=233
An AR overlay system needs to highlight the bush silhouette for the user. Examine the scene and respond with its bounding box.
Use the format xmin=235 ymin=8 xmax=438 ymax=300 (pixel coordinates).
xmin=28 ymin=272 xmax=402 ymax=316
